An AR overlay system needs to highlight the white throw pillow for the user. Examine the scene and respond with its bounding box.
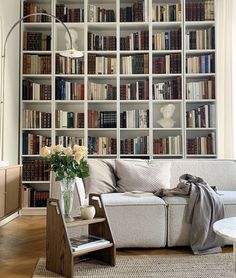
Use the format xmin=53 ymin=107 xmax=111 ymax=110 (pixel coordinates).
xmin=83 ymin=159 xmax=117 ymax=196
xmin=115 ymin=159 xmax=171 ymax=192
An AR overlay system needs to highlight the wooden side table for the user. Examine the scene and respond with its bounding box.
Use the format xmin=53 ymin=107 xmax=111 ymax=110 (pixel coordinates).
xmin=46 ymin=194 xmax=116 ymax=278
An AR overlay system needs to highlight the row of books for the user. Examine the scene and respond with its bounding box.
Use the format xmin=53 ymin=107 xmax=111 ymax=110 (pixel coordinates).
xmin=23 ymin=110 xmax=51 ymax=128
xmin=23 ymin=32 xmax=51 ymax=51
xmin=152 ymin=78 xmax=182 ymax=100
xmin=120 ymin=136 xmax=149 ymax=155
xmin=187 ymin=133 xmax=216 ymax=155
xmin=88 ymin=136 xmax=117 ymax=155
xmin=120 ymin=54 xmax=149 ymax=74
xmin=153 ymin=54 xmax=181 ymax=74
xmin=152 ymin=4 xmax=182 ymax=22
xmin=88 ymin=110 xmax=117 ymax=128
xmin=56 ymin=54 xmax=84 ymax=75
xmin=153 ymin=135 xmax=182 ymax=155
xmin=88 ymin=5 xmax=115 ymax=22
xmin=23 ymin=2 xmax=50 ymax=22
xmin=22 ymin=132 xmax=51 ymax=155
xmin=88 ymin=54 xmax=116 ymax=75
xmin=152 ymin=30 xmax=181 ymax=51
xmin=186 ymin=54 xmax=215 ymax=74
xmin=186 ymin=79 xmax=215 ymax=100
xmin=22 ymin=186 xmax=49 ymax=208
xmin=22 ymin=158 xmax=50 ymax=181
xmin=120 ymin=80 xmax=149 ymax=100
xmin=120 ymin=30 xmax=149 ymax=51
xmin=186 ymin=27 xmax=215 ymax=50
xmin=23 ymin=54 xmax=51 ymax=74
xmin=88 ymin=82 xmax=117 ymax=100
xmin=55 ymin=78 xmax=84 ymax=100
xmin=88 ymin=33 xmax=116 ymax=51
xmin=185 ymin=1 xmax=214 ymax=21
xmin=186 ymin=104 xmax=215 ymax=128
xmin=55 ymin=111 xmax=84 ymax=128
xmin=120 ymin=1 xmax=147 ymax=22
xmin=22 ymin=80 xmax=51 ymax=100
xmin=56 ymin=136 xmax=84 ymax=148
xmin=120 ymin=109 xmax=149 ymax=128
xmin=56 ymin=4 xmax=84 ymax=22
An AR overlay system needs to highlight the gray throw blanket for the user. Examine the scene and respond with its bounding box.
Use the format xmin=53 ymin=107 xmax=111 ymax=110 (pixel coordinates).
xmin=155 ymin=174 xmax=224 ymax=255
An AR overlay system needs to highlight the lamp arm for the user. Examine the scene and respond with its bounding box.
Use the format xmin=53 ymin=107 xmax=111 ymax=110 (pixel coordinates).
xmin=2 ymin=12 xmax=73 ymax=58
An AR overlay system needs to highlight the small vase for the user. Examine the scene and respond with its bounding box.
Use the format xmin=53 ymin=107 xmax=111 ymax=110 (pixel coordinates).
xmin=60 ymin=179 xmax=75 ymax=222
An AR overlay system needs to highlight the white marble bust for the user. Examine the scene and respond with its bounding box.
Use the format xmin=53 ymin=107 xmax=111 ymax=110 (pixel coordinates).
xmin=157 ymin=104 xmax=176 ymax=128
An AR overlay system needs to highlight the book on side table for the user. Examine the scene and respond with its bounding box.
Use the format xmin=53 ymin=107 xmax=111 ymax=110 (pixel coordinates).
xmin=70 ymin=234 xmax=110 ymax=252
xmin=124 ymin=191 xmax=154 ymax=197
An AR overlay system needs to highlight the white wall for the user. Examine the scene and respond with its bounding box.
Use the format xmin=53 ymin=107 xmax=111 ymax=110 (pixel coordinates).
xmin=0 ymin=1 xmax=20 ymax=164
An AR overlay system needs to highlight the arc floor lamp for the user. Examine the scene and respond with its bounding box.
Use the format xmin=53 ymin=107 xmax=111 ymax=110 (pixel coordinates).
xmin=0 ymin=12 xmax=83 ymax=160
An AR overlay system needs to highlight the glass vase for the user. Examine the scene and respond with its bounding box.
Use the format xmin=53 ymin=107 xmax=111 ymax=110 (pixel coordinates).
xmin=60 ymin=179 xmax=75 ymax=222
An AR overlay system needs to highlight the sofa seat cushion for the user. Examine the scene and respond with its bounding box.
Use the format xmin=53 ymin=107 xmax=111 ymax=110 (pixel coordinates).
xmin=164 ymin=191 xmax=236 ymax=247
xmin=101 ymin=193 xmax=167 ymax=248
xmin=101 ymin=193 xmax=166 ymax=206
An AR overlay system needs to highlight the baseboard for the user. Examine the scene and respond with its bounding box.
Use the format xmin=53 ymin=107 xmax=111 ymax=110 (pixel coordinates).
xmin=21 ymin=207 xmax=46 ymax=216
xmin=0 ymin=211 xmax=19 ymax=227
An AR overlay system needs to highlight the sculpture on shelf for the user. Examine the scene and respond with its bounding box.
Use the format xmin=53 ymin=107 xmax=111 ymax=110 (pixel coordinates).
xmin=157 ymin=104 xmax=176 ymax=128
xmin=65 ymin=28 xmax=79 ymax=50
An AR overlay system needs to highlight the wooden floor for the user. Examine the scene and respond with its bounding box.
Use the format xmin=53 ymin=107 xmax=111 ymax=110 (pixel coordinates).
xmin=0 ymin=216 xmax=233 ymax=278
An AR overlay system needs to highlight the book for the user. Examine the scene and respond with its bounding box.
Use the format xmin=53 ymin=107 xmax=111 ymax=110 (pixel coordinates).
xmin=124 ymin=191 xmax=154 ymax=197
xmin=70 ymin=235 xmax=110 ymax=252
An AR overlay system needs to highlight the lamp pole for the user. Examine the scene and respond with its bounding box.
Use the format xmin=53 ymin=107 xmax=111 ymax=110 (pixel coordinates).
xmin=0 ymin=12 xmax=82 ymax=160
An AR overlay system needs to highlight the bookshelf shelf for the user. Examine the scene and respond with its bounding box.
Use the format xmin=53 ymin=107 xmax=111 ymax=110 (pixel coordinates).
xmin=185 ymin=21 xmax=215 ymax=27
xmin=152 ymin=22 xmax=182 ymax=27
xmin=186 ymin=100 xmax=216 ymax=103
xmin=22 ymin=181 xmax=50 ymax=184
xmin=186 ymin=128 xmax=216 ymax=131
xmin=20 ymin=0 xmax=217 ymax=215
xmin=185 ymin=50 xmax=215 ymax=54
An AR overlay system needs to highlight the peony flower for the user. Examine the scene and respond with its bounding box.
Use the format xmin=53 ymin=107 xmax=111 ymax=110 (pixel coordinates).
xmin=63 ymin=147 xmax=73 ymax=156
xmin=54 ymin=144 xmax=64 ymax=153
xmin=73 ymin=145 xmax=87 ymax=157
xmin=40 ymin=146 xmax=51 ymax=157
xmin=73 ymin=144 xmax=80 ymax=152
xmin=74 ymin=151 xmax=83 ymax=161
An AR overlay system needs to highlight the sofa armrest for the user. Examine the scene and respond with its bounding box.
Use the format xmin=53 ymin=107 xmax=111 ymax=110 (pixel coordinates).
xmin=75 ymin=177 xmax=86 ymax=206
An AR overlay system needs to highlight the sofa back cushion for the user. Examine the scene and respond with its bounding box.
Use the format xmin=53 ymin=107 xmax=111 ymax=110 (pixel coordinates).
xmin=170 ymin=160 xmax=236 ymax=190
xmin=83 ymin=159 xmax=116 ymax=196
xmin=115 ymin=159 xmax=171 ymax=192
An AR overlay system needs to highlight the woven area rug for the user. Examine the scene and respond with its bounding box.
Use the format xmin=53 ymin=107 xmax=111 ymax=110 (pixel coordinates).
xmin=33 ymin=253 xmax=233 ymax=278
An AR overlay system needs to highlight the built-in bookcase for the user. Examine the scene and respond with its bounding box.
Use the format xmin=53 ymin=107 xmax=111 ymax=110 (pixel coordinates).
xmin=20 ymin=0 xmax=216 ymax=214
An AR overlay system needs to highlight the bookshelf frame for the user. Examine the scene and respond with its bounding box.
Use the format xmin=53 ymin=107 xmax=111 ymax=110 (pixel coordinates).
xmin=20 ymin=0 xmax=217 ymax=215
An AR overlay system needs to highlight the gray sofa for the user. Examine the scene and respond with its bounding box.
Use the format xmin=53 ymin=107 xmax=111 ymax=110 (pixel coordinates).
xmin=52 ymin=159 xmax=236 ymax=248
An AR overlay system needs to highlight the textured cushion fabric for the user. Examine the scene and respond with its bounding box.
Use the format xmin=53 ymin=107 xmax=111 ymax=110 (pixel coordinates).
xmin=101 ymin=193 xmax=167 ymax=248
xmin=115 ymin=159 xmax=171 ymax=192
xmin=164 ymin=191 xmax=236 ymax=247
xmin=170 ymin=160 xmax=236 ymax=190
xmin=83 ymin=159 xmax=116 ymax=196
xmin=101 ymin=193 xmax=166 ymax=205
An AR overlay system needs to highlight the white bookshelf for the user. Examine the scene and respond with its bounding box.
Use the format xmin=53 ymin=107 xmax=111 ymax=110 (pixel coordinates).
xmin=20 ymin=0 xmax=216 ymax=214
